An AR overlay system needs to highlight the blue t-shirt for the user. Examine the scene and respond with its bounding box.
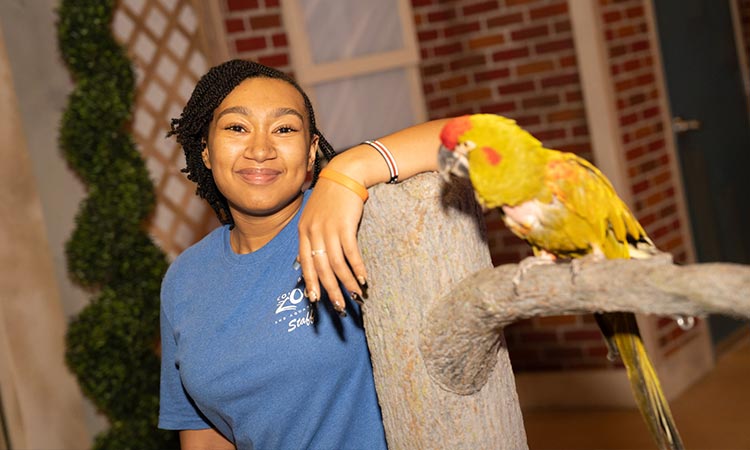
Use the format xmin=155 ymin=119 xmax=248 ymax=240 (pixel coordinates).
xmin=159 ymin=192 xmax=387 ymax=450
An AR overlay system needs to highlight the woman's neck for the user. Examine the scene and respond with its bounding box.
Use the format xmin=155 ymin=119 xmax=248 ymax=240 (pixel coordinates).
xmin=228 ymin=195 xmax=303 ymax=254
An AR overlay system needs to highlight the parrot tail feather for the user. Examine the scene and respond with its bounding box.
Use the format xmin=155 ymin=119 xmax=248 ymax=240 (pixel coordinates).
xmin=597 ymin=312 xmax=685 ymax=450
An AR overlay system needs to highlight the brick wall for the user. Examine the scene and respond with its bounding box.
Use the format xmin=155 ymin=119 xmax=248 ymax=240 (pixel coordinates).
xmin=411 ymin=0 xmax=616 ymax=371
xmin=412 ymin=0 xmax=591 ymax=267
xmin=598 ymin=0 xmax=702 ymax=358
xmin=223 ymin=0 xmax=291 ymax=71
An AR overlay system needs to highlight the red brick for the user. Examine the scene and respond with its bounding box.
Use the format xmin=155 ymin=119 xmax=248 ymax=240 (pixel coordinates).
xmin=536 ymin=38 xmax=574 ymax=54
xmin=227 ymin=0 xmax=259 ymax=11
xmin=235 ymin=36 xmax=267 ymax=53
xmin=643 ymin=106 xmax=660 ymax=118
xmin=428 ymin=97 xmax=451 ymax=109
xmin=609 ymin=44 xmax=628 ymax=58
xmin=517 ymin=60 xmax=555 ymax=76
xmin=563 ymin=330 xmax=603 ymax=341
xmin=444 ymin=21 xmax=481 ymax=38
xmin=479 ymin=101 xmax=517 ymax=114
xmin=633 ymin=179 xmax=650 ymax=194
xmin=511 ymin=25 xmax=550 ymax=41
xmin=626 ymin=145 xmax=645 ymax=161
xmin=518 ymin=331 xmax=558 ymax=342
xmin=271 ymin=33 xmax=287 ymax=47
xmin=427 ymin=9 xmax=456 ymax=23
xmin=548 ymin=108 xmax=584 ymax=122
xmin=540 ymin=73 xmax=579 ymax=88
xmin=498 ymin=80 xmax=535 ymax=95
xmin=572 ymin=125 xmax=589 ymax=136
xmin=474 ymin=67 xmax=510 ymax=82
xmin=603 ymin=11 xmax=622 ymax=23
xmin=411 ymin=0 xmax=433 ymax=6
xmin=421 ymin=63 xmax=445 ymax=77
xmin=565 ymin=90 xmax=582 ymax=102
xmin=487 ymin=12 xmax=524 ymax=27
xmin=258 ymin=53 xmax=288 ymax=68
xmin=627 ymin=5 xmax=645 ymax=18
xmin=620 ymin=112 xmax=638 ymax=126
xmin=559 ymin=55 xmax=577 ymax=68
xmin=456 ymin=87 xmax=492 ymax=104
xmin=535 ymin=129 xmax=566 ymax=141
xmin=250 ymin=14 xmax=281 ymax=30
xmin=468 ymin=34 xmax=505 ymax=49
xmin=622 ymin=58 xmax=642 ymax=71
xmin=631 ymin=40 xmax=649 ymax=52
xmin=448 ymin=54 xmax=486 ymax=71
xmin=434 ymin=42 xmax=463 ymax=56
xmin=530 ymin=2 xmax=567 ymax=20
xmin=514 ymin=115 xmax=542 ymax=127
xmin=225 ymin=18 xmax=245 ymax=33
xmin=264 ymin=0 xmax=279 ymax=6
xmin=637 ymin=73 xmax=655 ymax=85
xmin=439 ymin=75 xmax=469 ymax=89
xmin=492 ymin=46 xmax=530 ymax=61
xmin=648 ymin=139 xmax=665 ymax=152
xmin=554 ymin=20 xmax=571 ymax=33
xmin=522 ymin=94 xmax=559 ymax=109
xmin=463 ymin=0 xmax=499 ymax=16
xmin=418 ymin=30 xmax=439 ymax=41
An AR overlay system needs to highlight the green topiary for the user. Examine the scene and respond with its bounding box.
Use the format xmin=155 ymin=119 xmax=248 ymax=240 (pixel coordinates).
xmin=57 ymin=1 xmax=179 ymax=448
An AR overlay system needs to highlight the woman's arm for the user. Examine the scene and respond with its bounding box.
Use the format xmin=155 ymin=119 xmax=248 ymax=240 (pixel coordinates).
xmin=180 ymin=428 xmax=235 ymax=450
xmin=298 ymin=119 xmax=450 ymax=311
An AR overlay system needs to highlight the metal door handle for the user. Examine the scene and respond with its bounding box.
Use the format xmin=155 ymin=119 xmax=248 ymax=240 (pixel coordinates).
xmin=672 ymin=116 xmax=701 ymax=133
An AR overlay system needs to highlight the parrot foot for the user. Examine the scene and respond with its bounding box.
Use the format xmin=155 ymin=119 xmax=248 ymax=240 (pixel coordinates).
xmin=513 ymin=253 xmax=557 ymax=295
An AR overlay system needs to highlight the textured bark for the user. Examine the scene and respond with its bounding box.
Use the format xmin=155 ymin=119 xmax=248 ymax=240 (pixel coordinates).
xmin=420 ymin=250 xmax=750 ymax=396
xmin=358 ymin=173 xmax=528 ymax=450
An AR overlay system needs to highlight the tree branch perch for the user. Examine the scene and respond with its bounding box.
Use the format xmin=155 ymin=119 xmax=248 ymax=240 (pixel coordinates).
xmin=420 ymin=253 xmax=750 ymax=395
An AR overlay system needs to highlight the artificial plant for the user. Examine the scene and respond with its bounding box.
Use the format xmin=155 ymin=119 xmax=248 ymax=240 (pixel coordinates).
xmin=57 ymin=0 xmax=178 ymax=447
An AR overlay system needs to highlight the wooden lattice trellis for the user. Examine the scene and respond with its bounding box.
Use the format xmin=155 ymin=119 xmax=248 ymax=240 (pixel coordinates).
xmin=113 ymin=0 xmax=219 ymax=259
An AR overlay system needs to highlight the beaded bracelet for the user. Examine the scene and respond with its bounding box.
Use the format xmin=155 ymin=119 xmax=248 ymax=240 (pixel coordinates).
xmin=318 ymin=167 xmax=369 ymax=202
xmin=362 ymin=140 xmax=399 ymax=184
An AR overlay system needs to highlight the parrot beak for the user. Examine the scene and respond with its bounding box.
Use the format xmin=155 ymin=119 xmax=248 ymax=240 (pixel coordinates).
xmin=438 ymin=144 xmax=470 ymax=182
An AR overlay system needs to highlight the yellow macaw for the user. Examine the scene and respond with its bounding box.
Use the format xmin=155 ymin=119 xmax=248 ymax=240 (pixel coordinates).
xmin=438 ymin=114 xmax=683 ymax=450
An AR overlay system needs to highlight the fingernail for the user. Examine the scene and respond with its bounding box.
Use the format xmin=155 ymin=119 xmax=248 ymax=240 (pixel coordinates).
xmin=293 ymin=259 xmax=301 ymax=270
xmin=350 ymin=291 xmax=364 ymax=306
xmin=338 ymin=308 xmax=347 ymax=318
xmin=357 ymin=275 xmax=367 ymax=287
xmin=309 ymin=289 xmax=318 ymax=302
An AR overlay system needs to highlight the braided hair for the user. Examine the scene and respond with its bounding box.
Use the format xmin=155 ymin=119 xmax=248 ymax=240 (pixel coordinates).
xmin=168 ymin=59 xmax=337 ymax=225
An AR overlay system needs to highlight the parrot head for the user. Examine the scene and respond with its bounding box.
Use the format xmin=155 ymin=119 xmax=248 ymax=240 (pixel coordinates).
xmin=438 ymin=114 xmax=546 ymax=208
xmin=439 ymin=114 xmax=542 ymax=179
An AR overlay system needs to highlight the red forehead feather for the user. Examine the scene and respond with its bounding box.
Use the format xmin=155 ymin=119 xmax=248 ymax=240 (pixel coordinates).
xmin=440 ymin=115 xmax=473 ymax=150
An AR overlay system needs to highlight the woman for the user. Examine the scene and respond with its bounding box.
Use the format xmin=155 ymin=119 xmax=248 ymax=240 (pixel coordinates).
xmin=159 ymin=59 xmax=445 ymax=449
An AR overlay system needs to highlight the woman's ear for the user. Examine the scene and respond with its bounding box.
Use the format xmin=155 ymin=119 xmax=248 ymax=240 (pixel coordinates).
xmin=201 ymin=141 xmax=212 ymax=169
xmin=307 ymin=136 xmax=319 ymax=171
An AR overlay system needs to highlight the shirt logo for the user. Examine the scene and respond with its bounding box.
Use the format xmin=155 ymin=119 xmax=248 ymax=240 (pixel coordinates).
xmin=273 ymin=287 xmax=316 ymax=332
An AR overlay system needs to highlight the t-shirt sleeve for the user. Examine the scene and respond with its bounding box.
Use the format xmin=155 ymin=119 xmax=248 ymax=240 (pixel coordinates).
xmin=158 ymin=299 xmax=211 ymax=431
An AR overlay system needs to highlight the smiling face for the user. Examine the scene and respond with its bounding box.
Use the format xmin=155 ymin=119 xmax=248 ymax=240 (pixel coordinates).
xmin=201 ymin=77 xmax=317 ymax=220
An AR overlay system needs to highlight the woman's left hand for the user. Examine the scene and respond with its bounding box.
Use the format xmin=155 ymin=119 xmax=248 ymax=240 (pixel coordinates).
xmin=298 ymin=178 xmax=366 ymax=314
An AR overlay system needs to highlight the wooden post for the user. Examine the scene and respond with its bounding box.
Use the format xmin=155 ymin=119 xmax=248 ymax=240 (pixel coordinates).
xmin=358 ymin=173 xmax=528 ymax=449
